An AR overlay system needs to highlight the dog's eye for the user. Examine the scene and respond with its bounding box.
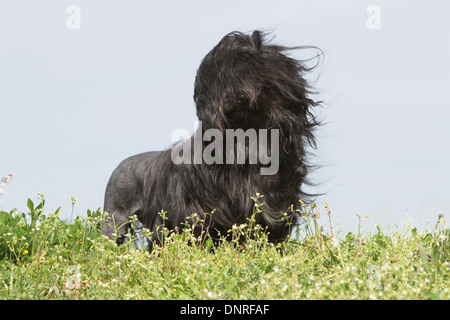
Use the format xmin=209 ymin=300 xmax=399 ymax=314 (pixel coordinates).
xmin=236 ymin=94 xmax=249 ymax=106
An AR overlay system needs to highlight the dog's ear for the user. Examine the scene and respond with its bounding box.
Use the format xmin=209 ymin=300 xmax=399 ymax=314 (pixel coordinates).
xmin=251 ymin=30 xmax=263 ymax=50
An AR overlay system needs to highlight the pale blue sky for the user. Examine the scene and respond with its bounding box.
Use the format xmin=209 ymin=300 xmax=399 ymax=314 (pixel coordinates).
xmin=1 ymin=0 xmax=449 ymax=235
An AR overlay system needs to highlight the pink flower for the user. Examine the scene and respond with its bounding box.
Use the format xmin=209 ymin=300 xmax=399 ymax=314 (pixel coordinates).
xmin=1 ymin=172 xmax=15 ymax=185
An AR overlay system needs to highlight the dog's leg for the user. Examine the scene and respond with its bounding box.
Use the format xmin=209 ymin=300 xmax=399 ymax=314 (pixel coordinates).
xmin=130 ymin=220 xmax=149 ymax=250
xmin=102 ymin=154 xmax=145 ymax=244
xmin=102 ymin=207 xmax=135 ymax=244
xmin=102 ymin=152 xmax=159 ymax=247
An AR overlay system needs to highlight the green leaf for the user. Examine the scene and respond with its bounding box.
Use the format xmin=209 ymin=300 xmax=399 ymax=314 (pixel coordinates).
xmin=432 ymin=245 xmax=442 ymax=264
xmin=36 ymin=200 xmax=44 ymax=211
xmin=417 ymin=244 xmax=429 ymax=271
xmin=54 ymin=207 xmax=61 ymax=217
xmin=264 ymin=261 xmax=275 ymax=273
xmin=27 ymin=198 xmax=34 ymax=212
xmin=326 ymin=244 xmax=340 ymax=265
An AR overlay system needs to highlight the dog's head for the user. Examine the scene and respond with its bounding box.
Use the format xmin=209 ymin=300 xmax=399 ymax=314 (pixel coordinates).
xmin=194 ymin=30 xmax=320 ymax=147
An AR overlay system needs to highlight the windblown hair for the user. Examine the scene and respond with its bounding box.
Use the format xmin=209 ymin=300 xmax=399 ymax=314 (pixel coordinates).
xmin=102 ymin=31 xmax=322 ymax=247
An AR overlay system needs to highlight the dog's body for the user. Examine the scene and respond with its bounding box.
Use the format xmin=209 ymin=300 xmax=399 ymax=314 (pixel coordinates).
xmin=102 ymin=31 xmax=320 ymax=248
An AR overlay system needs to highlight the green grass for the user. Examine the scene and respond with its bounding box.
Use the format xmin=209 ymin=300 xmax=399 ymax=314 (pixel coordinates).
xmin=0 ymin=194 xmax=449 ymax=300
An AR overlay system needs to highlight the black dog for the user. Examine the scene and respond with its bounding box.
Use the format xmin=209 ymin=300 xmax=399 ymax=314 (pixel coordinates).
xmin=102 ymin=31 xmax=321 ymax=248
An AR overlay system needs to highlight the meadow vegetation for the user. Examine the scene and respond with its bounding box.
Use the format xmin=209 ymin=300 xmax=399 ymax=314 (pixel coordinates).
xmin=0 ymin=192 xmax=449 ymax=300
